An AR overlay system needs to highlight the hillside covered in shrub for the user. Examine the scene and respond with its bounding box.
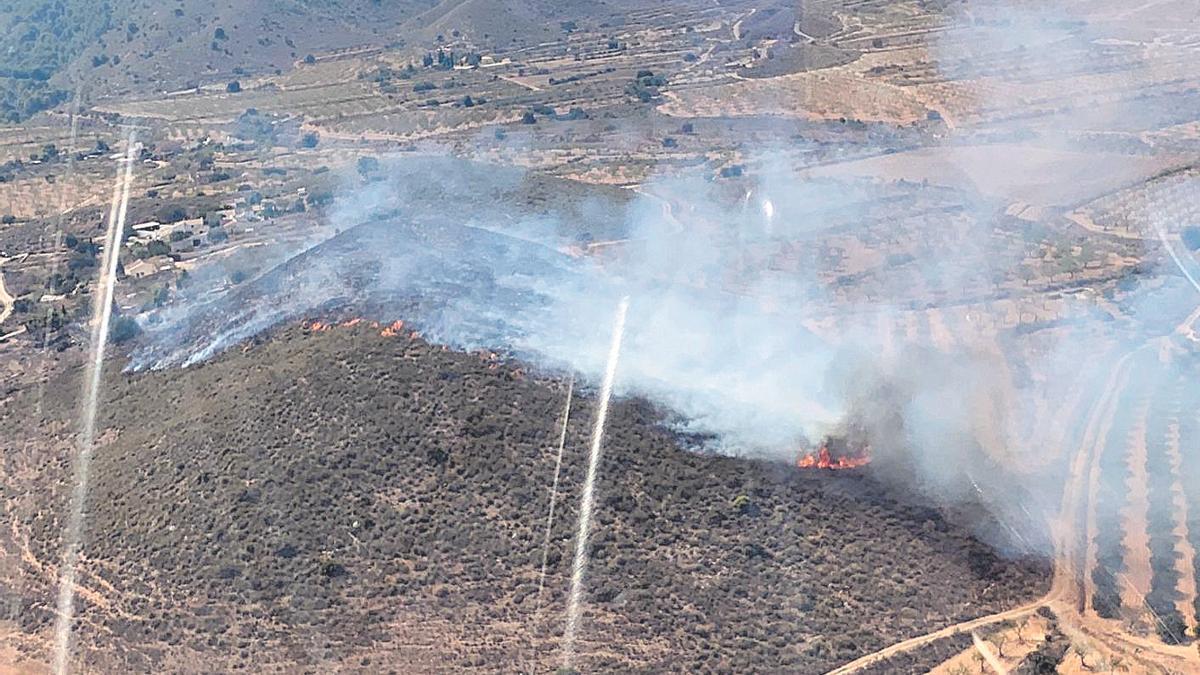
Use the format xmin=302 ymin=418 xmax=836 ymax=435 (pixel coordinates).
xmin=6 ymin=324 xmax=1049 ymax=672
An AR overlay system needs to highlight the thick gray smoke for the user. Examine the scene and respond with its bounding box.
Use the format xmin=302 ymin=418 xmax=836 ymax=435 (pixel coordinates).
xmin=131 ymin=0 xmax=1200 ymax=556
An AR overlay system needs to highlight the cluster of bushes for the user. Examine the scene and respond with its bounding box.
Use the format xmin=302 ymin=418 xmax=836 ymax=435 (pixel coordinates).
xmin=128 ymin=239 xmax=170 ymax=259
xmin=625 ymin=69 xmax=667 ymax=102
xmin=63 ymin=234 xmax=98 ymax=273
xmin=0 ymin=1 xmax=117 ymax=120
xmin=1183 ymin=226 xmax=1200 ymax=251
xmin=20 ymin=303 xmax=70 ymax=347
xmin=548 ymin=67 xmax=614 ymax=86
xmin=0 ymin=77 xmax=68 ymax=123
xmin=1013 ymin=610 xmax=1070 ymax=674
xmin=1178 ymin=381 xmax=1200 ymax=633
xmin=1092 ymin=357 xmax=1170 ymax=621
xmin=519 ymin=105 xmax=585 ymax=125
xmin=1143 ymin=399 xmax=1190 ymax=643
xmin=234 ymin=109 xmax=278 ymax=145
xmin=419 ymin=48 xmax=481 ymax=70
xmin=358 ymin=64 xmax=415 ymax=93
xmin=56 ymin=321 xmax=1051 ymax=671
xmin=109 ymin=314 xmax=140 ymax=343
xmin=1091 ymin=378 xmax=1142 ymax=618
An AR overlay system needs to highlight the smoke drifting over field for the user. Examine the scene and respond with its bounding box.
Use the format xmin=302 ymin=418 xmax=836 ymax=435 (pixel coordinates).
xmin=131 ymin=0 xmax=1200 ymax=556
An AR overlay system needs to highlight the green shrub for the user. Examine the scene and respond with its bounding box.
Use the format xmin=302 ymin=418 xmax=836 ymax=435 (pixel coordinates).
xmin=110 ymin=316 xmax=140 ymax=343
xmin=357 ymin=156 xmax=380 ymax=177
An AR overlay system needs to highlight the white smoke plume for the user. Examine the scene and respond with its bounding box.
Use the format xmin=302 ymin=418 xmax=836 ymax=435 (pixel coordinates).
xmin=129 ymin=0 xmax=1200 ymax=557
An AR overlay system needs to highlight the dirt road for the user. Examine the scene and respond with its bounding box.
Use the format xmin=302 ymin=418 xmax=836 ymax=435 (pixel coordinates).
xmin=732 ymin=8 xmax=756 ymax=41
xmin=0 ymin=257 xmax=14 ymax=327
xmin=824 ymin=600 xmax=1044 ymax=674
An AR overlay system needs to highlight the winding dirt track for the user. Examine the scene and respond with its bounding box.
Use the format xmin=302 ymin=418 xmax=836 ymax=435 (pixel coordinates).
xmin=824 ymin=601 xmax=1044 ymax=675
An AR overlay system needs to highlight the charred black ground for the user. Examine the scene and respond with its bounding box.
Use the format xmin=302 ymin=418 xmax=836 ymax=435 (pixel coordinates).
xmin=5 ymin=323 xmax=1049 ymax=672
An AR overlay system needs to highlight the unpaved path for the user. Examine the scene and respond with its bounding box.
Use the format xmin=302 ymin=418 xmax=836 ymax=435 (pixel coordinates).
xmin=0 ymin=257 xmax=14 ymax=326
xmin=731 ymin=8 xmax=756 ymax=41
xmin=928 ymin=615 xmax=1053 ymax=675
xmin=824 ymin=600 xmax=1045 ymax=675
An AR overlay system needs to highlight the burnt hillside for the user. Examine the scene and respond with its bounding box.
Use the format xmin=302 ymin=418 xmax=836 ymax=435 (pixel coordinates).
xmin=7 ymin=324 xmax=1048 ymax=672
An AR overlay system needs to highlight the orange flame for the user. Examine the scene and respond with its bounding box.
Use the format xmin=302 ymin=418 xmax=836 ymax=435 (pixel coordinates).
xmin=299 ymin=319 xmax=426 ymax=344
xmin=797 ymin=445 xmax=870 ymax=470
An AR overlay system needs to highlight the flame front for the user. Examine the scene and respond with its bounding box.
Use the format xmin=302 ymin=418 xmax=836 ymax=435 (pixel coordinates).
xmin=797 ymin=445 xmax=870 ymax=470
xmin=304 ymin=318 xmax=419 ymax=339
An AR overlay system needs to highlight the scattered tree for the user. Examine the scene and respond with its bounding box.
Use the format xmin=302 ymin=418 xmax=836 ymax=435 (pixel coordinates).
xmin=1182 ymin=226 xmax=1200 ymax=251
xmin=307 ymin=190 xmax=334 ymax=207
xmin=357 ymin=156 xmax=380 ymax=178
xmin=146 ymin=240 xmax=171 ymax=257
xmin=110 ymin=316 xmax=140 ymax=343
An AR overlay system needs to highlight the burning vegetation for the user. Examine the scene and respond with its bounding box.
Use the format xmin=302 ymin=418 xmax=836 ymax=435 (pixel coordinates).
xmin=304 ymin=318 xmax=412 ymax=339
xmin=9 ymin=324 xmax=1049 ymax=673
xmin=797 ymin=436 xmax=871 ymax=470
